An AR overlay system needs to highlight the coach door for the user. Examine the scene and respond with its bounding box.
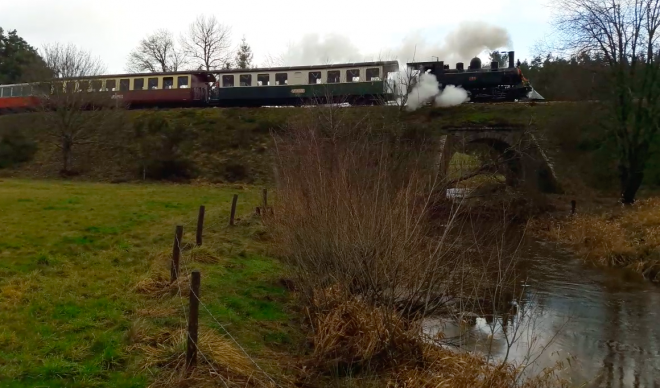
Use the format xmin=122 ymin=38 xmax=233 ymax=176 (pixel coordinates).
xmin=193 ymin=86 xmax=207 ymax=101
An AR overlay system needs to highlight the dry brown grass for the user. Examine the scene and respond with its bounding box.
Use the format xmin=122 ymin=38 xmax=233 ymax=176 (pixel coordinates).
xmin=130 ymin=326 xmax=278 ymax=388
xmin=134 ymin=269 xmax=192 ymax=299
xmin=535 ymin=197 xmax=660 ymax=281
xmin=189 ymin=246 xmax=222 ymax=264
xmin=301 ymin=288 xmax=570 ymax=388
xmin=0 ymin=270 xmax=41 ymax=309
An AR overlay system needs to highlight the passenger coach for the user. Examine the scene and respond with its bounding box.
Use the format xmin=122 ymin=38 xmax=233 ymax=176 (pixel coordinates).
xmin=209 ymin=61 xmax=400 ymax=106
xmin=0 ymin=71 xmax=216 ymax=113
xmin=0 ymin=61 xmax=400 ymax=113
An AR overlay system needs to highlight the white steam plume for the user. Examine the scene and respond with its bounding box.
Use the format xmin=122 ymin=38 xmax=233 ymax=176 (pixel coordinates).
xmin=435 ymin=85 xmax=469 ymax=107
xmin=405 ymin=73 xmax=470 ymax=111
xmin=405 ymin=72 xmax=440 ymax=111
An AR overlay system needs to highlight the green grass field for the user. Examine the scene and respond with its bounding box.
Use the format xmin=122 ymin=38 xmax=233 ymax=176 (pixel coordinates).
xmin=0 ymin=179 xmax=294 ymax=387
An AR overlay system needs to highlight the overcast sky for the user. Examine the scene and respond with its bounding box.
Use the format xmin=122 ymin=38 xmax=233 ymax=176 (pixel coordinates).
xmin=1 ymin=0 xmax=555 ymax=74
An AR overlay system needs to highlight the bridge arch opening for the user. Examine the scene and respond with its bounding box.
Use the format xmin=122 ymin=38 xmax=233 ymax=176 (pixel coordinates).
xmin=445 ymin=137 xmax=524 ymax=189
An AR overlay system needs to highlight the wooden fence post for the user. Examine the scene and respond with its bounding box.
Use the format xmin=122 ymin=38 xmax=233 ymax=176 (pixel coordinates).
xmin=262 ymin=188 xmax=268 ymax=211
xmin=196 ymin=205 xmax=205 ymax=246
xmin=571 ymin=200 xmax=576 ymax=215
xmin=171 ymin=225 xmax=183 ymax=282
xmin=186 ymin=270 xmax=201 ymax=371
xmin=230 ymin=194 xmax=238 ymax=226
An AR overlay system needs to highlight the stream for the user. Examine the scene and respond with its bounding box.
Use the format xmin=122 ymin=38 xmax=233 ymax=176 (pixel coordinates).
xmin=425 ymin=240 xmax=660 ymax=387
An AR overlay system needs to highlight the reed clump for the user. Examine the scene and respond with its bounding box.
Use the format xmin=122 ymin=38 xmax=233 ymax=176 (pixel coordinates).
xmin=537 ymin=197 xmax=660 ymax=281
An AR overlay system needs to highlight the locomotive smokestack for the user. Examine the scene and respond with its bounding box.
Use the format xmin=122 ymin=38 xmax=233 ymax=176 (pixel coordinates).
xmin=508 ymin=51 xmax=514 ymax=68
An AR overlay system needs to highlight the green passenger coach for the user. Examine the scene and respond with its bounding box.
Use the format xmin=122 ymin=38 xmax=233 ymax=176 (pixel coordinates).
xmin=208 ymin=61 xmax=400 ymax=106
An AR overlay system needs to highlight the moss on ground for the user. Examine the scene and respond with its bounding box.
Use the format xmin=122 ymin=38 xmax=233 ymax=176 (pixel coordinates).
xmin=0 ymin=179 xmax=298 ymax=387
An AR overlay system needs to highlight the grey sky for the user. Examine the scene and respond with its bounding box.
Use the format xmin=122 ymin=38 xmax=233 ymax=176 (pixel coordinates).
xmin=1 ymin=0 xmax=554 ymax=74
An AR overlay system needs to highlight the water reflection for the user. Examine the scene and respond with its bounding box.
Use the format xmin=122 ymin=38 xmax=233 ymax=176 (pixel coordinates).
xmin=425 ymin=240 xmax=660 ymax=387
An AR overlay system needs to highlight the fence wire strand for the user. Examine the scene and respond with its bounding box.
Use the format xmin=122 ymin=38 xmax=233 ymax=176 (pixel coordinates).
xmin=170 ymin=199 xmax=280 ymax=387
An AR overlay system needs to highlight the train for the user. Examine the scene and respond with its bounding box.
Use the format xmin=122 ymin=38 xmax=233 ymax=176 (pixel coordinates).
xmin=0 ymin=51 xmax=539 ymax=114
xmin=407 ymin=51 xmax=536 ymax=102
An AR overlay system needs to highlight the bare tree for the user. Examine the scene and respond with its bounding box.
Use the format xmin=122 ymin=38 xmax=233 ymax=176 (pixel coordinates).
xmin=261 ymin=52 xmax=285 ymax=68
xmin=180 ymin=14 xmax=232 ymax=71
xmin=36 ymin=43 xmax=125 ymax=175
xmin=553 ymin=0 xmax=660 ymax=203
xmin=126 ymin=29 xmax=187 ymax=73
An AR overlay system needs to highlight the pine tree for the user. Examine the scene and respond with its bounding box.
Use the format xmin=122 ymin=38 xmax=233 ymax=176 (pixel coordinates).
xmin=0 ymin=27 xmax=49 ymax=83
xmin=488 ymin=51 xmax=509 ymax=68
xmin=234 ymin=36 xmax=253 ymax=69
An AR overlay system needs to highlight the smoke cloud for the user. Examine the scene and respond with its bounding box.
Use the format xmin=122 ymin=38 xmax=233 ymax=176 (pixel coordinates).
xmin=274 ymin=21 xmax=512 ymax=67
xmin=397 ymin=21 xmax=512 ymax=65
xmin=405 ymin=73 xmax=469 ymax=111
xmin=279 ymin=33 xmax=364 ymax=66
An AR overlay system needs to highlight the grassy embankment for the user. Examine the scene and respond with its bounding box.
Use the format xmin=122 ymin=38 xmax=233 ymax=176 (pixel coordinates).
xmin=0 ymin=102 xmax=637 ymax=191
xmin=0 ymin=179 xmax=295 ymax=387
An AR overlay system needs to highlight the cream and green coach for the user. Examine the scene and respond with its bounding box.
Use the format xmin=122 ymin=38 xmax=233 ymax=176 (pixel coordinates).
xmin=209 ymin=61 xmax=400 ymax=106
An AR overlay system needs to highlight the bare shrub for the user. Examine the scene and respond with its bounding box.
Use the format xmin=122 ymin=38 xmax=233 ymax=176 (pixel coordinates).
xmin=270 ymin=105 xmax=453 ymax=316
xmin=268 ymin=105 xmax=567 ymax=386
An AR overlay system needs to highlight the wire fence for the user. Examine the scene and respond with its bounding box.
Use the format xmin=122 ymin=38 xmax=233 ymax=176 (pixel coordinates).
xmin=147 ymin=188 xmax=278 ymax=387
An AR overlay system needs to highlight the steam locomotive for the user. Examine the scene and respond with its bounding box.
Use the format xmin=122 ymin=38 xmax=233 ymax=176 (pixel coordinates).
xmin=407 ymin=51 xmax=536 ymax=102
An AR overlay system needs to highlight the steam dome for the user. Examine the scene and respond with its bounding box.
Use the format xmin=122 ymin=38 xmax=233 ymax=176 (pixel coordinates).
xmin=469 ymin=57 xmax=482 ymax=70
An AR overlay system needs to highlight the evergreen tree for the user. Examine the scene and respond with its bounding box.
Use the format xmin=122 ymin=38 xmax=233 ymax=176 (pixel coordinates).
xmin=234 ymin=36 xmax=253 ymax=69
xmin=0 ymin=27 xmax=49 ymax=84
xmin=488 ymin=51 xmax=509 ymax=68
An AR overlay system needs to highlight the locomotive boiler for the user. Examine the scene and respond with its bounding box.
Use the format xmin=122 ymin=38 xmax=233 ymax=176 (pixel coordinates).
xmin=406 ymin=51 xmax=535 ymax=102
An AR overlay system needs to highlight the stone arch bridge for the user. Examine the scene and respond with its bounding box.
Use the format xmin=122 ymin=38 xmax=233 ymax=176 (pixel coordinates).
xmin=438 ymin=124 xmax=562 ymax=193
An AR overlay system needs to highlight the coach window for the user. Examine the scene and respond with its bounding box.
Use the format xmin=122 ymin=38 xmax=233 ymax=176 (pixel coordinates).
xmin=275 ymin=73 xmax=287 ymax=85
xmin=133 ymin=78 xmax=145 ymax=90
xmin=148 ymin=78 xmax=159 ymax=90
xmin=51 ymin=82 xmax=64 ymax=95
xmin=327 ymin=71 xmax=340 ymax=83
xmin=79 ymin=80 xmax=90 ymax=92
xmin=105 ymin=80 xmax=116 ymax=91
xmin=163 ymin=77 xmax=174 ymax=89
xmin=257 ymin=74 xmax=269 ymax=86
xmin=222 ymin=75 xmax=234 ymax=87
xmin=0 ymin=86 xmax=4 ymax=97
xmin=65 ymin=81 xmax=78 ymax=93
xmin=308 ymin=71 xmax=321 ymax=84
xmin=347 ymin=69 xmax=360 ymax=82
xmin=239 ymin=74 xmax=252 ymax=86
xmin=366 ymin=68 xmax=380 ymax=81
xmin=178 ymin=76 xmax=189 ymax=88
xmin=91 ymin=80 xmax=102 ymax=92
xmin=120 ymin=79 xmax=130 ymax=91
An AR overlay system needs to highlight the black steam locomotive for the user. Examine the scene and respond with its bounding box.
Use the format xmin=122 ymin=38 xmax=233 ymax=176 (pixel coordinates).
xmin=407 ymin=51 xmax=535 ymax=102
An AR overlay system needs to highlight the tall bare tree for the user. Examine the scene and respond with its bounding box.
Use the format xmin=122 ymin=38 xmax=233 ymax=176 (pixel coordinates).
xmin=553 ymin=0 xmax=660 ymax=203
xmin=180 ymin=15 xmax=232 ymax=71
xmin=126 ymin=29 xmax=187 ymax=73
xmin=36 ymin=43 xmax=125 ymax=174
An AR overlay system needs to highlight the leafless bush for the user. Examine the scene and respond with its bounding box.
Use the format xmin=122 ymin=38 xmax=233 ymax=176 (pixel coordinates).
xmin=270 ymin=106 xmax=526 ymax=314
xmin=268 ymin=105 xmax=568 ymax=386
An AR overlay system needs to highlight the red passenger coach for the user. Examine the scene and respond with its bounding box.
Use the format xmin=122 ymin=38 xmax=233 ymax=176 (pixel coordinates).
xmin=0 ymin=83 xmax=41 ymax=113
xmin=99 ymin=71 xmax=216 ymax=108
xmin=0 ymin=71 xmax=216 ymax=113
